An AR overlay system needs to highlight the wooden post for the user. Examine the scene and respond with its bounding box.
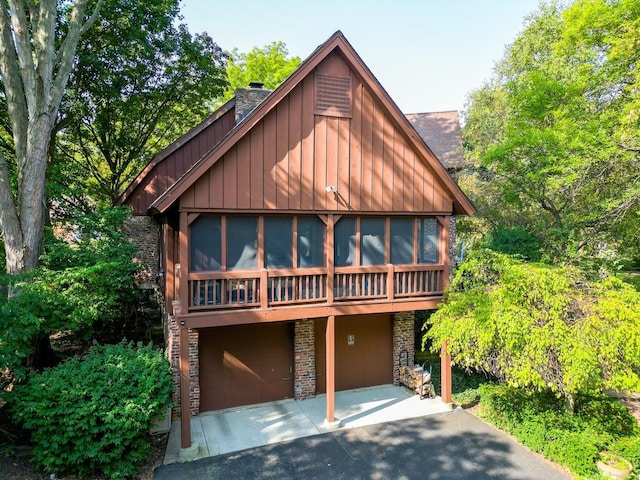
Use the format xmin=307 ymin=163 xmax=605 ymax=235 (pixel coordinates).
xmin=326 ymin=216 xmax=335 ymax=304
xmin=441 ymin=341 xmax=452 ymax=404
xmin=179 ymin=323 xmax=192 ymax=449
xmin=326 ymin=314 xmax=336 ymax=423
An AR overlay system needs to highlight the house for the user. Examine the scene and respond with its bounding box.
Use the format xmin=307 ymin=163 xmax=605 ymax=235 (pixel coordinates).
xmin=118 ymin=31 xmax=474 ymax=454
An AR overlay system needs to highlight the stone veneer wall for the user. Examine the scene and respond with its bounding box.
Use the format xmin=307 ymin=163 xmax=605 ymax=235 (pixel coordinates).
xmin=294 ymin=319 xmax=316 ymax=400
xmin=123 ymin=215 xmax=158 ymax=289
xmin=392 ymin=312 xmax=415 ymax=385
xmin=168 ymin=304 xmax=200 ymax=420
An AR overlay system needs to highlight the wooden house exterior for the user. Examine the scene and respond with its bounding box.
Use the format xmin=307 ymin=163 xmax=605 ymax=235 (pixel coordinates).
xmin=119 ymin=31 xmax=474 ymax=452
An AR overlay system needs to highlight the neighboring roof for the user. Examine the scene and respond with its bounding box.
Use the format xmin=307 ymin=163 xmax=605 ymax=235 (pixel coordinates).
xmin=147 ymin=31 xmax=475 ymax=217
xmin=406 ymin=111 xmax=465 ymax=170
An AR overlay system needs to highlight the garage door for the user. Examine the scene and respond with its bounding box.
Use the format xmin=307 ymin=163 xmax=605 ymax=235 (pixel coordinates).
xmin=199 ymin=322 xmax=294 ymax=412
xmin=315 ymin=314 xmax=393 ymax=393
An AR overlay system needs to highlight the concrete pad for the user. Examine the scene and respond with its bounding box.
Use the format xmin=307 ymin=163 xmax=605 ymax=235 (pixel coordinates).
xmin=163 ymin=384 xmax=451 ymax=465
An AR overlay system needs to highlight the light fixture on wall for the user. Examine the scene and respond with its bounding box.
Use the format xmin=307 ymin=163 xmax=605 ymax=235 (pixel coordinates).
xmin=325 ymin=185 xmax=337 ymax=193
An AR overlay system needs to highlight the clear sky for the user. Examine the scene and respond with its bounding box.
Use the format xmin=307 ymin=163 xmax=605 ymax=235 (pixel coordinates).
xmin=180 ymin=0 xmax=541 ymax=114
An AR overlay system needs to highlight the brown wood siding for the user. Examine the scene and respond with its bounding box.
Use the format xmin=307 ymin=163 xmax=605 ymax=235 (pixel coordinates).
xmin=180 ymin=51 xmax=453 ymax=214
xmin=127 ymin=107 xmax=236 ymax=214
xmin=315 ymin=314 xmax=393 ymax=394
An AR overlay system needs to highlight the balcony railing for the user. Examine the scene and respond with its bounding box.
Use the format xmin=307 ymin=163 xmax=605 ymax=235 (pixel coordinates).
xmin=187 ymin=264 xmax=444 ymax=312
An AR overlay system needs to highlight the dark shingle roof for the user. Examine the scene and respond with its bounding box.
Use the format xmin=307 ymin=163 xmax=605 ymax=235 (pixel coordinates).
xmin=405 ymin=111 xmax=465 ymax=170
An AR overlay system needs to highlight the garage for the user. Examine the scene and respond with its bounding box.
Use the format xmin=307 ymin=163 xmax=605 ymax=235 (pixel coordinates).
xmin=315 ymin=314 xmax=393 ymax=393
xmin=199 ymin=322 xmax=294 ymax=412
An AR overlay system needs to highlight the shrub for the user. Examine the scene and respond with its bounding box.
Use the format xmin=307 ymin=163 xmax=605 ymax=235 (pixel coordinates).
xmin=10 ymin=342 xmax=172 ymax=479
xmin=608 ymin=436 xmax=640 ymax=471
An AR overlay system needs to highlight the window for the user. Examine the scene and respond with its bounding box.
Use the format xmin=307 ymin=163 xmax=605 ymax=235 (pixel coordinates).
xmin=190 ymin=216 xmax=221 ymax=271
xmin=334 ymin=217 xmax=356 ymax=266
xmin=265 ymin=217 xmax=293 ymax=268
xmin=227 ymin=217 xmax=258 ymax=270
xmin=297 ymin=216 xmax=325 ymax=267
xmin=360 ymin=218 xmax=385 ymax=265
xmin=390 ymin=218 xmax=414 ymax=264
xmin=418 ymin=218 xmax=439 ymax=264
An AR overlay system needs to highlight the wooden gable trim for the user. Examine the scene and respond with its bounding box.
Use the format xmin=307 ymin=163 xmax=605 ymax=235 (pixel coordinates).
xmin=149 ymin=31 xmax=474 ymax=216
xmin=116 ymin=98 xmax=236 ymax=207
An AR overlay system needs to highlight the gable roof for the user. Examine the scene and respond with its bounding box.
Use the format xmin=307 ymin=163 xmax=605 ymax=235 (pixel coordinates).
xmin=148 ymin=31 xmax=474 ymax=216
xmin=406 ymin=111 xmax=465 ymax=170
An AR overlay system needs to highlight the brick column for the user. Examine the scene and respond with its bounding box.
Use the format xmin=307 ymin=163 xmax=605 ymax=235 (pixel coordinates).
xmin=392 ymin=312 xmax=415 ymax=385
xmin=294 ymin=319 xmax=316 ymax=399
xmin=168 ymin=306 xmax=200 ymax=419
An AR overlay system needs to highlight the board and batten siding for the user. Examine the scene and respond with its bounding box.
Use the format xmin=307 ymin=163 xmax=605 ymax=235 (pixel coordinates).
xmin=126 ymin=107 xmax=236 ymax=214
xmin=181 ymin=52 xmax=452 ymax=214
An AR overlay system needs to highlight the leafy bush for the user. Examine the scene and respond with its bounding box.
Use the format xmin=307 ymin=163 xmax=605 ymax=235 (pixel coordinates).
xmin=10 ymin=342 xmax=172 ymax=479
xmin=426 ymin=250 xmax=640 ymax=412
xmin=477 ymin=384 xmax=640 ymax=477
xmin=482 ymin=226 xmax=542 ymax=261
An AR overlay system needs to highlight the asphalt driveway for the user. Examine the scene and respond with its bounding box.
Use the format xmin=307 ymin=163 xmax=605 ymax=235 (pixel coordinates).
xmin=154 ymin=408 xmax=570 ymax=480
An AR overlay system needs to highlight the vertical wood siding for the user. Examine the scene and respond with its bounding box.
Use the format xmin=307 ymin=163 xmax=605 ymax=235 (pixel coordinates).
xmin=180 ymin=52 xmax=453 ymax=214
xmin=127 ymin=108 xmax=236 ymax=214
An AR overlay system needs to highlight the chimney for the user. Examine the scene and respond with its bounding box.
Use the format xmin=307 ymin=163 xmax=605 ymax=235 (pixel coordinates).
xmin=235 ymin=82 xmax=270 ymax=124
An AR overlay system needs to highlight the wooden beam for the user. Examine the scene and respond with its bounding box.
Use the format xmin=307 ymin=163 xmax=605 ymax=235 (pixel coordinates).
xmin=327 ymin=215 xmax=335 ymax=304
xmin=441 ymin=341 xmax=452 ymax=404
xmin=179 ymin=212 xmax=189 ymax=306
xmin=326 ymin=314 xmax=336 ymax=423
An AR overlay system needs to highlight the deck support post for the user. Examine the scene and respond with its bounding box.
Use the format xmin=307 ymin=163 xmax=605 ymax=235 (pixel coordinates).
xmin=440 ymin=341 xmax=452 ymax=404
xmin=324 ymin=314 xmax=340 ymax=428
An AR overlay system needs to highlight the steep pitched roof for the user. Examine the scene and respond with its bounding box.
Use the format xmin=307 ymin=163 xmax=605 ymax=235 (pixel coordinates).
xmin=406 ymin=111 xmax=466 ymax=170
xmin=148 ymin=31 xmax=474 ymax=216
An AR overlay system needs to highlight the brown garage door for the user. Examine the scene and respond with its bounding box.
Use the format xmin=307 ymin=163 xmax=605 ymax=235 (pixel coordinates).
xmin=199 ymin=322 xmax=294 ymax=412
xmin=315 ymin=314 xmax=393 ymax=393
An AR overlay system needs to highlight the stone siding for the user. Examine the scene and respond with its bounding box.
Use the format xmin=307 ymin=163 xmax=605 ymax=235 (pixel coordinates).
xmin=392 ymin=312 xmax=415 ymax=385
xmin=124 ymin=215 xmax=158 ymax=289
xmin=294 ymin=319 xmax=316 ymax=400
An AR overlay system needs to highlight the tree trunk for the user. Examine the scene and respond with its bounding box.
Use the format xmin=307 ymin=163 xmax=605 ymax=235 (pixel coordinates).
xmin=565 ymin=392 xmax=575 ymax=414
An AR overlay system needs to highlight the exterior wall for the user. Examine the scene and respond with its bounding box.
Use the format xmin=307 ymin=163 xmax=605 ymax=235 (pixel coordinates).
xmin=124 ymin=215 xmax=158 ymax=289
xmin=294 ymin=319 xmax=316 ymax=400
xmin=168 ymin=307 xmax=200 ymax=420
xmin=392 ymin=311 xmax=415 ymax=385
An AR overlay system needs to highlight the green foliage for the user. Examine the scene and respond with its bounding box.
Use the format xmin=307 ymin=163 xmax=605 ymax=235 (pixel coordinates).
xmin=608 ymin=436 xmax=640 ymax=471
xmin=462 ymin=0 xmax=640 ymax=268
xmin=478 ymin=384 xmax=639 ymax=477
xmin=10 ymin=342 xmax=172 ymax=479
xmin=219 ymin=42 xmax=301 ymax=103
xmin=56 ymin=0 xmax=228 ymax=206
xmin=482 ymin=226 xmax=542 ymax=261
xmin=425 ymin=250 xmax=640 ymax=405
xmin=0 ymin=207 xmax=141 ymax=379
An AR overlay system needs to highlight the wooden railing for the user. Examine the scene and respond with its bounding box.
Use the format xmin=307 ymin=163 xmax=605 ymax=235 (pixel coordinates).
xmin=187 ymin=264 xmax=444 ymax=311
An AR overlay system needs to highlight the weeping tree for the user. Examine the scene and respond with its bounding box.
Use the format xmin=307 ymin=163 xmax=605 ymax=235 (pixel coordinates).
xmin=0 ymin=0 xmax=102 ymax=274
xmin=425 ymin=250 xmax=640 ymax=413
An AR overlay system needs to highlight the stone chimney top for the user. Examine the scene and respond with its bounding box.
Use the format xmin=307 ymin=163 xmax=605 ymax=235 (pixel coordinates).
xmin=235 ymin=83 xmax=270 ymax=124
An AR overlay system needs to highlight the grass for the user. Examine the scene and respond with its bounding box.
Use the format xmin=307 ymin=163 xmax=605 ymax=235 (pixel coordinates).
xmin=417 ymin=359 xmax=640 ymax=478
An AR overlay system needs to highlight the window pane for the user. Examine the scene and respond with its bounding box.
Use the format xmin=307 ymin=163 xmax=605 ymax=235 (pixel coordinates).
xmin=227 ymin=217 xmax=258 ymax=270
xmin=361 ymin=218 xmax=385 ymax=266
xmin=190 ymin=216 xmax=221 ymax=271
xmin=265 ymin=217 xmax=293 ymax=268
xmin=390 ymin=218 xmax=413 ymax=264
xmin=298 ymin=216 xmax=325 ymax=267
xmin=334 ymin=217 xmax=355 ymax=267
xmin=418 ymin=218 xmax=439 ymax=264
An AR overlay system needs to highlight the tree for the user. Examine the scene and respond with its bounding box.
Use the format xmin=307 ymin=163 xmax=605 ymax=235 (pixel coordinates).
xmin=56 ymin=0 xmax=227 ymax=206
xmin=219 ymin=41 xmax=301 ymax=104
xmin=0 ymin=0 xmax=102 ymax=274
xmin=425 ymin=249 xmax=640 ymax=413
xmin=461 ymin=1 xmax=640 ymax=268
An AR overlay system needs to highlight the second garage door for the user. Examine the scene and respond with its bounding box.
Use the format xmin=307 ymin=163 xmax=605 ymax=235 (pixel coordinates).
xmin=315 ymin=314 xmax=393 ymax=393
xmin=199 ymin=322 xmax=294 ymax=412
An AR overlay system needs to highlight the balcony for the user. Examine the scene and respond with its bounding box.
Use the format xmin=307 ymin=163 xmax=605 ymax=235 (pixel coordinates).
xmin=186 ymin=264 xmax=444 ymax=313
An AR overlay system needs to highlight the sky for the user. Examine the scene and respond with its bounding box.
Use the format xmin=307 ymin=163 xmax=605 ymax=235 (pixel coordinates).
xmin=180 ymin=0 xmax=542 ymax=114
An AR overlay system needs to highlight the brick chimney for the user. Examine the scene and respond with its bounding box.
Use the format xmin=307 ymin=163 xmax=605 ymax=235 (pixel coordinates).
xmin=234 ymin=82 xmax=271 ymax=124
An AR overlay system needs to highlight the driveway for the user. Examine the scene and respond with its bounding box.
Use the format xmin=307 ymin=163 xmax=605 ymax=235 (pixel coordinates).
xmin=154 ymin=408 xmax=570 ymax=479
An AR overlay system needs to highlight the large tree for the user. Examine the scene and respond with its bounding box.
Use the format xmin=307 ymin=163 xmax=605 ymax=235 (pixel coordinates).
xmin=55 ymin=0 xmax=227 ymax=206
xmin=218 ymin=41 xmax=300 ymax=104
xmin=0 ymin=0 xmax=102 ymax=274
xmin=461 ymin=0 xmax=640 ymax=267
